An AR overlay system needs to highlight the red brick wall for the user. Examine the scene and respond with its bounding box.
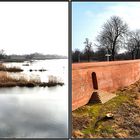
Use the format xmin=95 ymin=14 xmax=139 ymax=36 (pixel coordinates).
xmin=72 ymin=60 xmax=140 ymax=110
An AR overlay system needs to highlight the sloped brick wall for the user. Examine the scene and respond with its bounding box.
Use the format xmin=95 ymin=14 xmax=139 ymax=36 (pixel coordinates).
xmin=72 ymin=60 xmax=140 ymax=110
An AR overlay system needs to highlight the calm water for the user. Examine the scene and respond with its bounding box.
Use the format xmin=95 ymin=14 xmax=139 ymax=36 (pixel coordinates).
xmin=0 ymin=59 xmax=68 ymax=138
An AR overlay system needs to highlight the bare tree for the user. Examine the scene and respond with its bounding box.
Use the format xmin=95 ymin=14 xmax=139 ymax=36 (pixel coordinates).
xmin=125 ymin=30 xmax=140 ymax=59
xmin=96 ymin=16 xmax=128 ymax=61
xmin=125 ymin=33 xmax=136 ymax=59
xmin=125 ymin=39 xmax=136 ymax=59
xmin=84 ymin=38 xmax=93 ymax=62
xmin=0 ymin=49 xmax=5 ymax=59
xmin=72 ymin=49 xmax=81 ymax=62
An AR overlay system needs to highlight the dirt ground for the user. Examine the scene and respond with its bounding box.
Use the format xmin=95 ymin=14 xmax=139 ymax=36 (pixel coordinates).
xmin=72 ymin=80 xmax=140 ymax=138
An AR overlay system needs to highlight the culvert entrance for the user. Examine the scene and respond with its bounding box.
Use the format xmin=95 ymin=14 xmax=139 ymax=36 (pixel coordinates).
xmin=89 ymin=72 xmax=117 ymax=104
xmin=92 ymin=72 xmax=98 ymax=90
xmin=89 ymin=72 xmax=100 ymax=103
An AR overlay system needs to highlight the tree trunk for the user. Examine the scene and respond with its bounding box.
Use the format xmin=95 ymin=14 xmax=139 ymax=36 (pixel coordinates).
xmin=111 ymin=36 xmax=118 ymax=61
xmin=131 ymin=51 xmax=135 ymax=60
xmin=87 ymin=51 xmax=90 ymax=62
xmin=111 ymin=47 xmax=115 ymax=61
xmin=136 ymin=47 xmax=140 ymax=59
xmin=87 ymin=54 xmax=89 ymax=62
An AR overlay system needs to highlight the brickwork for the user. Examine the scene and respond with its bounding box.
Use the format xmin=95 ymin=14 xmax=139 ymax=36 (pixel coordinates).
xmin=72 ymin=60 xmax=140 ymax=110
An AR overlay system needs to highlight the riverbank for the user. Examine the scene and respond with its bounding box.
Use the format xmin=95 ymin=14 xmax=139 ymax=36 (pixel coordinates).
xmin=0 ymin=72 xmax=64 ymax=88
xmin=72 ymin=80 xmax=140 ymax=138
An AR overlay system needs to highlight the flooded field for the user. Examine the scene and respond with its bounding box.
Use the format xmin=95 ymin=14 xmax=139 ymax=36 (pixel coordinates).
xmin=0 ymin=59 xmax=68 ymax=138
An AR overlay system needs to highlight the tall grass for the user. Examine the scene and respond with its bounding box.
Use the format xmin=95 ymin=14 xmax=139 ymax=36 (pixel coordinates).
xmin=0 ymin=63 xmax=23 ymax=72
xmin=47 ymin=75 xmax=64 ymax=87
xmin=0 ymin=72 xmax=64 ymax=87
xmin=0 ymin=72 xmax=38 ymax=87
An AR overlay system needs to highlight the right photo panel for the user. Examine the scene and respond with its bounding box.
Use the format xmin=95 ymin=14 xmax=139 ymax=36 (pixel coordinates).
xmin=72 ymin=2 xmax=140 ymax=138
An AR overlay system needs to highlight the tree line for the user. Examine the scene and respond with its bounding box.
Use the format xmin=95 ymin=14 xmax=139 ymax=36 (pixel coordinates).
xmin=72 ymin=16 xmax=140 ymax=62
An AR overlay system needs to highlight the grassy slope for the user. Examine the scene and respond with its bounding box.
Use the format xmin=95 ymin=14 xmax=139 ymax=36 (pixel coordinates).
xmin=72 ymin=81 xmax=140 ymax=138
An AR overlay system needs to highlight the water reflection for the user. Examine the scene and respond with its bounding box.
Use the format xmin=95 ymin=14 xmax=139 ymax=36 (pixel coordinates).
xmin=0 ymin=59 xmax=68 ymax=138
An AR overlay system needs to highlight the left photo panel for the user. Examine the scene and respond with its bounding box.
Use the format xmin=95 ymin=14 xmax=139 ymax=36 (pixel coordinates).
xmin=0 ymin=2 xmax=68 ymax=138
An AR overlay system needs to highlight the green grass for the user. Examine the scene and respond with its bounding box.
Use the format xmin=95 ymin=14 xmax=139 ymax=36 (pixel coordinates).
xmin=73 ymin=90 xmax=132 ymax=137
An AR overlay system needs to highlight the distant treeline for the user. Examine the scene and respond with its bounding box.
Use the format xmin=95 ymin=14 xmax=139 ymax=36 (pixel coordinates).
xmin=72 ymin=48 xmax=140 ymax=63
xmin=0 ymin=51 xmax=67 ymax=62
xmin=73 ymin=16 xmax=140 ymax=63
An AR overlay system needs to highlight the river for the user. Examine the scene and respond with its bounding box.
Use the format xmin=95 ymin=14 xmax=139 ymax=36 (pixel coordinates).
xmin=0 ymin=59 xmax=68 ymax=138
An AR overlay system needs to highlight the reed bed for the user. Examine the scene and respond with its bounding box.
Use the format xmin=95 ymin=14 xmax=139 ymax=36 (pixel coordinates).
xmin=0 ymin=72 xmax=64 ymax=88
xmin=0 ymin=63 xmax=23 ymax=72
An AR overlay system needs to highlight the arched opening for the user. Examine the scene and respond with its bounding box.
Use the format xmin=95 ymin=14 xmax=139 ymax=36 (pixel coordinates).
xmin=92 ymin=72 xmax=98 ymax=90
xmin=88 ymin=72 xmax=99 ymax=103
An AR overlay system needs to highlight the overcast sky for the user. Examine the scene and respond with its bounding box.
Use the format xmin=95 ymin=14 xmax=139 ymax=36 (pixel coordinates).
xmin=72 ymin=2 xmax=140 ymax=52
xmin=0 ymin=2 xmax=68 ymax=55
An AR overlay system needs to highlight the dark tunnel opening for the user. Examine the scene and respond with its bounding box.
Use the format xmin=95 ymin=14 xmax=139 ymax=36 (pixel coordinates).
xmin=92 ymin=72 xmax=98 ymax=90
xmin=88 ymin=72 xmax=99 ymax=103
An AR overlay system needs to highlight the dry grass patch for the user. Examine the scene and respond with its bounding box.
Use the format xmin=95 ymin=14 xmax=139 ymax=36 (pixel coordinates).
xmin=0 ymin=63 xmax=23 ymax=72
xmin=0 ymin=72 xmax=64 ymax=87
